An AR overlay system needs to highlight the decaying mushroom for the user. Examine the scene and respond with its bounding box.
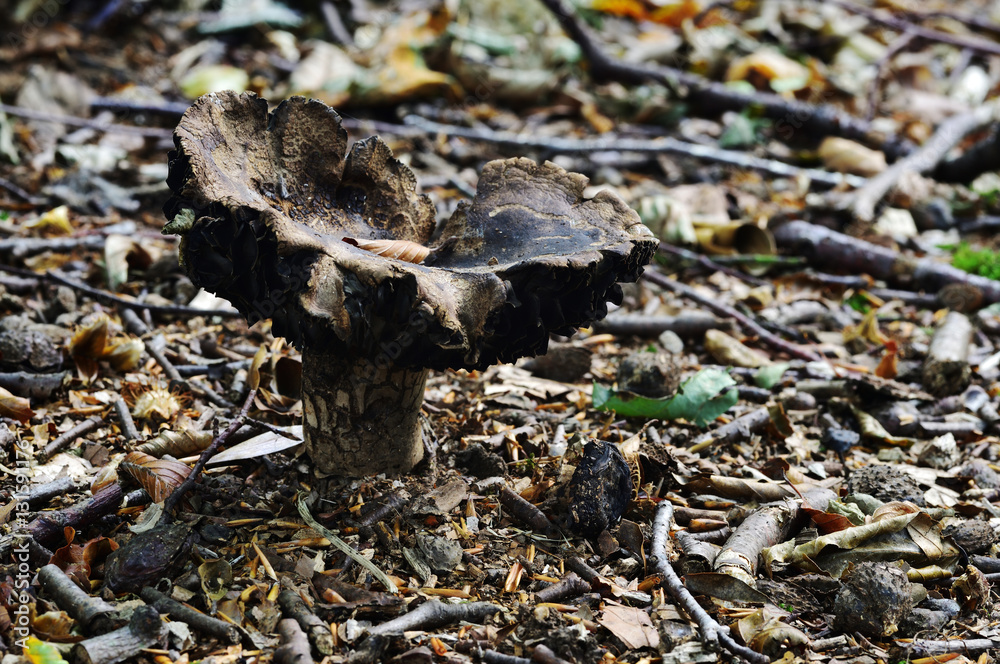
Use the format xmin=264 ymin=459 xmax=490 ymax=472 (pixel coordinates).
xmin=164 ymin=91 xmax=656 ymax=477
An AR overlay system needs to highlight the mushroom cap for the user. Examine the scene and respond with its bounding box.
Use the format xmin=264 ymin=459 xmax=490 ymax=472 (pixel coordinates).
xmin=164 ymin=92 xmax=656 ymax=371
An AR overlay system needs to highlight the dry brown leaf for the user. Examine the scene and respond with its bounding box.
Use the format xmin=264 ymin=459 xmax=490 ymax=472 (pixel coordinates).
xmin=70 ymin=314 xmax=110 ymax=360
xmin=121 ymin=450 xmax=191 ymax=503
xmin=103 ymin=339 xmax=145 ymax=372
xmin=704 ymin=329 xmax=772 ymax=368
xmin=90 ymin=465 xmax=118 ymax=494
xmin=818 ymin=137 xmax=887 ymax=177
xmin=249 ymin=343 xmax=267 ymax=391
xmin=0 ymin=386 xmax=33 ymax=423
xmin=135 ymin=429 xmax=213 ymax=457
xmin=342 ymin=237 xmax=429 ymax=263
xmin=725 ymin=49 xmax=810 ymax=90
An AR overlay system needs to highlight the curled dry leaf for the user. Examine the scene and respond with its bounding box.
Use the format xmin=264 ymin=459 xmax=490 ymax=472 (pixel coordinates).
xmin=90 ymin=464 xmax=118 ymax=494
xmin=103 ymin=339 xmax=145 ymax=372
xmin=69 ymin=314 xmax=110 ymax=360
xmin=249 ymin=343 xmax=267 ymax=392
xmin=342 ymin=237 xmax=429 ymax=263
xmin=69 ymin=314 xmax=110 ymax=380
xmin=121 ymin=450 xmax=191 ymax=503
xmin=135 ymin=429 xmax=213 ymax=457
xmin=818 ymin=137 xmax=887 ymax=177
xmin=0 ymin=386 xmax=33 ymax=423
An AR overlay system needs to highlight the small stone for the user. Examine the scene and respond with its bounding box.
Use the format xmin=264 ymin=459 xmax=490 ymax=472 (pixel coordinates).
xmin=957 ymin=459 xmax=1000 ymax=489
xmin=617 ymin=350 xmax=679 ymax=398
xmin=782 ymin=391 xmax=816 ymax=410
xmin=416 ymin=533 xmax=463 ymax=573
xmin=915 ymin=433 xmax=961 ymax=470
xmin=657 ymin=330 xmax=684 ymax=354
xmin=822 ymin=428 xmax=860 ymax=454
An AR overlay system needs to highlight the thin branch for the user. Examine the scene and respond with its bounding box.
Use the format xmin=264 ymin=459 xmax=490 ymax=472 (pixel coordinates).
xmin=652 ymin=501 xmax=769 ymax=664
xmin=535 ymin=0 xmax=912 ymax=159
xmin=831 ymin=0 xmax=1000 ymax=56
xmin=0 ymin=176 xmax=45 ymax=205
xmin=320 ymin=1 xmax=354 ymax=46
xmin=41 ymin=414 xmax=104 ymax=461
xmin=403 ymin=115 xmax=867 ymax=189
xmin=849 ymin=99 xmax=1000 ymax=223
xmin=643 ymin=269 xmax=825 ymax=363
xmin=45 ymin=269 xmax=242 ymax=318
xmin=162 ymin=387 xmax=257 ymax=514
xmin=865 ymin=28 xmax=918 ymax=122
xmin=0 ymin=102 xmax=173 ymax=138
xmin=658 ymin=242 xmax=767 ymax=286
xmin=367 ymin=599 xmax=501 ymax=636
xmin=113 ymin=396 xmax=140 ymax=441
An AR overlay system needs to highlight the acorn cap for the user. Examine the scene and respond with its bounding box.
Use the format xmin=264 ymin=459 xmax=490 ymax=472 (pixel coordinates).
xmin=164 ymin=91 xmax=656 ymax=370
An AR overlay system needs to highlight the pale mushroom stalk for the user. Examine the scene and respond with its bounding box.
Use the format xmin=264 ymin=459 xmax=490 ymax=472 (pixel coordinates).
xmin=164 ymin=92 xmax=656 ymax=477
xmin=302 ymin=351 xmax=428 ymax=475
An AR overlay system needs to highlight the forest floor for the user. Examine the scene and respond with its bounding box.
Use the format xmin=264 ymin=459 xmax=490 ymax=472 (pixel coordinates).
xmin=2 ymin=1 xmax=1000 ymax=663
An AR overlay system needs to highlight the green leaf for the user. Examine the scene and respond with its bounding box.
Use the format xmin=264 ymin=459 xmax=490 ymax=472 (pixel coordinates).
xmin=593 ymin=368 xmax=737 ymax=427
xmin=755 ymin=362 xmax=790 ymax=389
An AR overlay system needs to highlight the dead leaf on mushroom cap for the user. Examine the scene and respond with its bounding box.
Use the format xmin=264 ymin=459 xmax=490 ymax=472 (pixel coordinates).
xmin=164 ymin=92 xmax=656 ymax=370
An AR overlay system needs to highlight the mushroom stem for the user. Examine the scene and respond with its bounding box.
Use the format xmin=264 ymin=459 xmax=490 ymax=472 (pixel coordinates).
xmin=301 ymin=347 xmax=427 ymax=476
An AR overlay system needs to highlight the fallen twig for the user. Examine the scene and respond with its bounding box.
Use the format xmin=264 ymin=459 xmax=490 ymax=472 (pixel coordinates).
xmin=831 ymin=0 xmax=1000 ymax=56
xmin=894 ymin=637 xmax=1000 ymax=657
xmin=658 ymin=242 xmax=768 ymax=286
xmin=38 ymin=564 xmax=118 ymax=635
xmin=651 ymin=501 xmax=769 ymax=664
xmin=934 ymin=126 xmax=1000 ymax=184
xmin=41 ymin=414 xmax=104 ymax=461
xmin=923 ymin=311 xmax=973 ymax=396
xmin=499 ymin=486 xmax=560 ymax=537
xmin=0 ymin=221 xmax=136 ymax=258
xmin=0 ymin=102 xmax=173 ymax=138
xmin=367 ymin=599 xmax=501 ymax=636
xmin=320 ymin=0 xmax=354 ymax=46
xmin=162 ymin=387 xmax=257 ymax=514
xmin=865 ymin=27 xmax=918 ymax=122
xmin=23 ymin=477 xmax=78 ymax=507
xmin=113 ymin=396 xmax=140 ymax=441
xmin=24 ymin=483 xmax=123 ymax=548
xmin=535 ymin=572 xmax=591 ymax=604
xmin=46 ymin=269 xmax=242 ymax=318
xmin=0 ymin=175 xmax=45 ymax=205
xmin=849 ymin=99 xmax=1000 ymax=223
xmin=536 ymin=0 xmax=911 ymax=159
xmin=773 ymin=220 xmax=1000 ymax=304
xmin=140 ymin=587 xmax=240 ymax=645
xmin=689 ymin=406 xmax=773 ymax=454
xmin=275 ymin=618 xmax=314 ymax=664
xmin=643 ymin=269 xmax=825 ymax=363
xmin=593 ymin=312 xmax=735 ymax=338
xmin=278 ymin=589 xmax=335 ymax=657
xmin=71 ymin=605 xmax=166 ymax=664
xmin=404 ymin=115 xmax=867 ymax=189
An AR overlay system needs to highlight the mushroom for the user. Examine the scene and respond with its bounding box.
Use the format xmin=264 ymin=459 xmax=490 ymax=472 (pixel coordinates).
xmin=164 ymin=92 xmax=656 ymax=477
